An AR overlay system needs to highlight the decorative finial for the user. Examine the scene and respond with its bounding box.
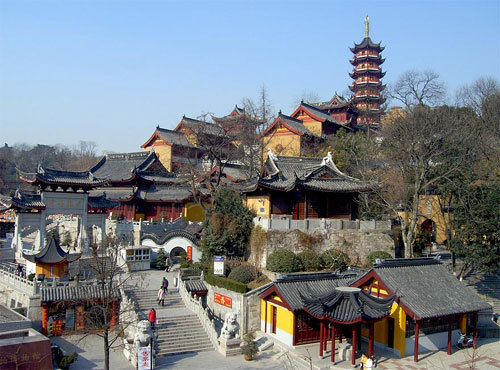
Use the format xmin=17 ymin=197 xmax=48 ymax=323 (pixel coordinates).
xmin=364 ymin=15 xmax=370 ymax=38
xmin=279 ymin=109 xmax=282 ymax=115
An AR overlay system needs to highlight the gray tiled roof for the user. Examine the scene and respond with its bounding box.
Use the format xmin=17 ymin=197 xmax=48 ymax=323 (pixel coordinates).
xmin=273 ymin=273 xmax=356 ymax=311
xmin=90 ymin=151 xmax=159 ymax=182
xmin=41 ymin=283 xmax=120 ymax=303
xmin=179 ymin=117 xmax=225 ymax=137
xmin=23 ymin=235 xmax=80 ymax=264
xmin=88 ymin=195 xmax=120 ymax=209
xmin=277 ymin=114 xmax=319 ymax=137
xmin=350 ymin=37 xmax=384 ymax=52
xmin=18 ymin=167 xmax=107 ymax=187
xmin=185 ymin=280 xmax=208 ymax=293
xmin=0 ymin=191 xmax=45 ymax=210
xmin=374 ymin=264 xmax=492 ymax=320
xmin=157 ymin=128 xmax=197 ymax=148
xmin=141 ymin=224 xmax=202 ymax=245
xmin=299 ymin=102 xmax=352 ymax=131
xmin=136 ymin=186 xmax=192 ymax=202
xmin=90 ymin=187 xmax=135 ymax=201
xmin=255 ymin=155 xmax=372 ymax=193
xmin=301 ymin=287 xmax=394 ymax=322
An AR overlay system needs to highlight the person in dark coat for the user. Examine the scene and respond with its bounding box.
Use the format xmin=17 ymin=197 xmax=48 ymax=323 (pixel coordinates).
xmin=161 ymin=277 xmax=169 ymax=294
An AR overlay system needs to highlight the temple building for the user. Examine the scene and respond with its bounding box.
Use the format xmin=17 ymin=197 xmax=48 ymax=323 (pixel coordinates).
xmin=242 ymin=151 xmax=371 ymax=220
xmin=349 ymin=15 xmax=386 ymax=130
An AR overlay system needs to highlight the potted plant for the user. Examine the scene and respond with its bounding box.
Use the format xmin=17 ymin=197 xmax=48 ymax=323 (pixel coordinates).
xmin=241 ymin=332 xmax=258 ymax=361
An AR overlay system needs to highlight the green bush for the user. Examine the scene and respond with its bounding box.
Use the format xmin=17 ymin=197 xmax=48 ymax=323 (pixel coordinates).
xmin=366 ymin=251 xmax=393 ymax=266
xmin=321 ymin=249 xmax=350 ymax=271
xmin=266 ymin=249 xmax=302 ymax=273
xmin=155 ymin=249 xmax=167 ymax=270
xmin=204 ymin=273 xmax=248 ymax=293
xmin=27 ymin=273 xmax=35 ymax=282
xmin=298 ymin=250 xmax=324 ymax=271
xmin=228 ymin=265 xmax=257 ymax=284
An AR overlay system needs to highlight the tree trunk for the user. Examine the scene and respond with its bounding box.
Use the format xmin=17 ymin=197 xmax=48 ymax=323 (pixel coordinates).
xmin=104 ymin=329 xmax=110 ymax=370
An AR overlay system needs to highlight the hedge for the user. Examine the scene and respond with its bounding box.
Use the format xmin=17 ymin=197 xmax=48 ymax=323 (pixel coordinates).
xmin=366 ymin=251 xmax=393 ymax=266
xmin=228 ymin=265 xmax=257 ymax=284
xmin=297 ymin=249 xmax=323 ymax=271
xmin=204 ymin=273 xmax=248 ymax=293
xmin=321 ymin=249 xmax=350 ymax=271
xmin=266 ymin=249 xmax=302 ymax=273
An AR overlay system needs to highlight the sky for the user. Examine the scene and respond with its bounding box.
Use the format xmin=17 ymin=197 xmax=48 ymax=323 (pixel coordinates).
xmin=1 ymin=0 xmax=499 ymax=154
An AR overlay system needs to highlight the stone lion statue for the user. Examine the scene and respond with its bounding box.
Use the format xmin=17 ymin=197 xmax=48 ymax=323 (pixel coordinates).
xmin=133 ymin=320 xmax=152 ymax=348
xmin=220 ymin=312 xmax=240 ymax=339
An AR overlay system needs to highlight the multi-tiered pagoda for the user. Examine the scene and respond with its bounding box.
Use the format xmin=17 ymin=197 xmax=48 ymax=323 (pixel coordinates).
xmin=349 ymin=16 xmax=386 ymax=130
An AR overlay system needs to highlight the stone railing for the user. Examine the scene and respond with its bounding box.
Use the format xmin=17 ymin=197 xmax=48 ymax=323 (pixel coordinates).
xmin=253 ymin=217 xmax=391 ymax=233
xmin=0 ymin=263 xmax=39 ymax=295
xmin=178 ymin=277 xmax=220 ymax=351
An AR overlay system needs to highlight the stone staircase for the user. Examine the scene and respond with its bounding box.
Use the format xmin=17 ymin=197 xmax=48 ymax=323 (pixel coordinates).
xmin=464 ymin=273 xmax=500 ymax=314
xmin=125 ymin=288 xmax=215 ymax=356
xmin=155 ymin=314 xmax=215 ymax=357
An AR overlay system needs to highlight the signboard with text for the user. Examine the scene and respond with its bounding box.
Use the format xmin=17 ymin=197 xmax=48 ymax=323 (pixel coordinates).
xmin=137 ymin=345 xmax=151 ymax=370
xmin=187 ymin=246 xmax=192 ymax=261
xmin=213 ymin=256 xmax=225 ymax=276
xmin=214 ymin=292 xmax=232 ymax=308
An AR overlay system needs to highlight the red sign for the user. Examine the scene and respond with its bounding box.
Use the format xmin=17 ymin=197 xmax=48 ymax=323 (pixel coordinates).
xmin=187 ymin=246 xmax=192 ymax=261
xmin=214 ymin=293 xmax=232 ymax=308
xmin=76 ymin=305 xmax=84 ymax=330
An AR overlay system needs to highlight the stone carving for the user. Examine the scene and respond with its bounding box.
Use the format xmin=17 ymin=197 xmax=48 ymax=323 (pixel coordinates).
xmin=220 ymin=312 xmax=240 ymax=339
xmin=133 ymin=319 xmax=153 ymax=348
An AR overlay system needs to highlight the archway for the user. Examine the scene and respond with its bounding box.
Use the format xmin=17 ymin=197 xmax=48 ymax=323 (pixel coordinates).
xmin=421 ymin=219 xmax=436 ymax=243
xmin=170 ymin=247 xmax=187 ymax=264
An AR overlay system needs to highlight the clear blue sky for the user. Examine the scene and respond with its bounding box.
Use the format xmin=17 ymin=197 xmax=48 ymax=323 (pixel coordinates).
xmin=1 ymin=0 xmax=499 ymax=154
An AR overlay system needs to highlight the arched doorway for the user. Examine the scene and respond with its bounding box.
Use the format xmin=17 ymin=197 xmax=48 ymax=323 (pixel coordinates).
xmin=421 ymin=219 xmax=436 ymax=243
xmin=170 ymin=247 xmax=187 ymax=264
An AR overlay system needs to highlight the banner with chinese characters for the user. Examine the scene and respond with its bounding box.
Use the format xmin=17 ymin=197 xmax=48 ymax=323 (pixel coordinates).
xmin=214 ymin=292 xmax=232 ymax=308
xmin=137 ymin=345 xmax=151 ymax=370
xmin=76 ymin=306 xmax=84 ymax=330
xmin=187 ymin=246 xmax=192 ymax=261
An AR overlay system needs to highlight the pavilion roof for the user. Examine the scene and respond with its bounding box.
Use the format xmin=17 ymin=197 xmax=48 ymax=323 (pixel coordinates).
xmin=300 ymin=286 xmax=394 ymax=323
xmin=0 ymin=191 xmax=45 ymax=211
xmin=18 ymin=166 xmax=107 ymax=188
xmin=41 ymin=283 xmax=120 ymax=303
xmin=350 ymin=37 xmax=384 ymax=52
xmin=352 ymin=259 xmax=492 ymax=320
xmin=23 ymin=234 xmax=80 ymax=264
xmin=243 ymin=152 xmax=373 ymax=193
xmin=90 ymin=151 xmax=163 ymax=183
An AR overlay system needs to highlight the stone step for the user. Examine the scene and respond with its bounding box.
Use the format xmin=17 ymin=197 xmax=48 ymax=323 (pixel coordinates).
xmin=156 ymin=332 xmax=209 ymax=341
xmin=156 ymin=345 xmax=215 ymax=357
xmin=156 ymin=335 xmax=211 ymax=346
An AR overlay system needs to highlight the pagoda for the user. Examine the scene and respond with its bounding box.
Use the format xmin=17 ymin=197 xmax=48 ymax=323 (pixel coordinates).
xmin=349 ymin=15 xmax=386 ymax=130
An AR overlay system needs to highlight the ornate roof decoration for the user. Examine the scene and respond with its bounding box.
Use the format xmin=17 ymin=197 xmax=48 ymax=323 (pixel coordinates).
xmin=23 ymin=234 xmax=81 ymax=264
xmin=299 ymin=286 xmax=394 ymax=323
xmin=17 ymin=166 xmax=107 ymax=188
xmin=350 ymin=37 xmax=385 ymax=53
xmin=243 ymin=154 xmax=373 ymax=193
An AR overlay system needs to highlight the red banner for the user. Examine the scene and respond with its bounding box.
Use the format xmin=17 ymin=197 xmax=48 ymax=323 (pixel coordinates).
xmin=214 ymin=293 xmax=232 ymax=308
xmin=76 ymin=306 xmax=84 ymax=330
xmin=187 ymin=246 xmax=192 ymax=261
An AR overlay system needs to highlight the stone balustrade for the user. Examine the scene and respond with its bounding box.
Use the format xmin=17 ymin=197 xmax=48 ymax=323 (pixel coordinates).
xmin=253 ymin=217 xmax=391 ymax=232
xmin=0 ymin=263 xmax=39 ymax=295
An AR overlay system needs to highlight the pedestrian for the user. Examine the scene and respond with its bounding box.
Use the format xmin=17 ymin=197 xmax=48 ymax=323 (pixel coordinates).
xmin=148 ymin=308 xmax=156 ymax=331
xmin=161 ymin=277 xmax=169 ymax=294
xmin=360 ymin=353 xmax=367 ymax=369
xmin=365 ymin=356 xmax=374 ymax=370
xmin=165 ymin=256 xmax=170 ymax=272
xmin=157 ymin=287 xmax=165 ymax=307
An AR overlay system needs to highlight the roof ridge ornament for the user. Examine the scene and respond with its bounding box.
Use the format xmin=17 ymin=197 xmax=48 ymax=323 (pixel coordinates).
xmin=321 ymin=151 xmax=333 ymax=166
xmin=365 ymin=14 xmax=370 ymax=38
xmin=267 ymin=148 xmax=278 ymax=161
xmin=37 ymin=163 xmax=45 ymax=175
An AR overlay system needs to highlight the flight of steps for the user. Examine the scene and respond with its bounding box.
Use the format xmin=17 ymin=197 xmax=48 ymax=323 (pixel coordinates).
xmin=125 ymin=288 xmax=215 ymax=356
xmin=155 ymin=314 xmax=215 ymax=357
xmin=464 ymin=273 xmax=500 ymax=314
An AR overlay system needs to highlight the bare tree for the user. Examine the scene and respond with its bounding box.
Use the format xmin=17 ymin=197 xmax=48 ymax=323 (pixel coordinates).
xmin=456 ymin=76 xmax=500 ymax=115
xmin=389 ymin=70 xmax=447 ymax=107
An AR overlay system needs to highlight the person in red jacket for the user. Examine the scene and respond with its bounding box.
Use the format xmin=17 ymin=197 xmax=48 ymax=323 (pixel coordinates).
xmin=148 ymin=308 xmax=156 ymax=330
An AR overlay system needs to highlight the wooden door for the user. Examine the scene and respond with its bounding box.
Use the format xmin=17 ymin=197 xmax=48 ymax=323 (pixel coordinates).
xmin=388 ymin=317 xmax=395 ymax=348
xmin=272 ymin=306 xmax=277 ymax=334
xmin=296 ymin=312 xmax=321 ymax=344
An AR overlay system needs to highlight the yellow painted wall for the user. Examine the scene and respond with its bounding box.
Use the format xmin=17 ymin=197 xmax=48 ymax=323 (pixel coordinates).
xmin=398 ymin=195 xmax=452 ymax=244
xmin=36 ymin=262 xmax=67 ymax=277
xmin=391 ymin=303 xmax=407 ymax=357
xmin=246 ymin=195 xmax=270 ymax=217
xmin=144 ymin=144 xmax=173 ymax=172
xmin=184 ymin=202 xmax=205 ymax=222
xmin=295 ymin=113 xmax=323 ymax=136
xmin=260 ymin=299 xmax=294 ymax=335
xmin=459 ymin=314 xmax=467 ymax=334
xmin=264 ymin=129 xmax=302 ymax=157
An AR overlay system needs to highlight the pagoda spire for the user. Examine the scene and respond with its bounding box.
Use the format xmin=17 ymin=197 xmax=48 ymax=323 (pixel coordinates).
xmin=365 ymin=15 xmax=369 ymax=38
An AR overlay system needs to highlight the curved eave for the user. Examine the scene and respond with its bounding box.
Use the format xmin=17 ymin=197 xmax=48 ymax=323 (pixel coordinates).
xmin=349 ymin=70 xmax=385 ymax=78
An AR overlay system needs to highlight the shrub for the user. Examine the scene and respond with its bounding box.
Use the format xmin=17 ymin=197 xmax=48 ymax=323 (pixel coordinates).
xmin=297 ymin=249 xmax=323 ymax=271
xmin=228 ymin=265 xmax=257 ymax=284
xmin=366 ymin=251 xmax=393 ymax=266
xmin=155 ymin=249 xmax=167 ymax=270
xmin=247 ymin=274 xmax=271 ymax=291
xmin=204 ymin=273 xmax=248 ymax=293
xmin=241 ymin=331 xmax=258 ymax=359
xmin=27 ymin=273 xmax=35 ymax=282
xmin=321 ymin=249 xmax=350 ymax=271
xmin=266 ymin=249 xmax=302 ymax=273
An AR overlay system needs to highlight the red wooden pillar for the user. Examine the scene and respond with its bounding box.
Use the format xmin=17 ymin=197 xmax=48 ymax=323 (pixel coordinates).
xmin=357 ymin=324 xmax=362 ymax=350
xmin=41 ymin=305 xmax=48 ymax=336
xmin=447 ymin=316 xmax=453 ymax=355
xmin=352 ymin=325 xmax=357 ymax=365
xmin=264 ymin=302 xmax=267 ymax=333
xmin=472 ymin=312 xmax=478 ymax=349
xmin=368 ymin=322 xmax=374 ymax=358
xmin=319 ymin=320 xmax=324 ymax=357
xmin=414 ymin=321 xmax=420 ymax=362
xmin=324 ymin=323 xmax=328 ymax=351
xmin=331 ymin=325 xmax=336 ymax=363
xmin=110 ymin=301 xmax=117 ymax=330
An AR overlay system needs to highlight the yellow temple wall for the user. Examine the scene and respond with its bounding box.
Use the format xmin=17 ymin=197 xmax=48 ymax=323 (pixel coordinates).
xmin=260 ymin=299 xmax=294 ymax=346
xmin=184 ymin=202 xmax=205 ymax=222
xmin=264 ymin=131 xmax=301 ymax=157
xmin=246 ymin=195 xmax=270 ymax=217
xmin=295 ymin=113 xmax=323 ymax=136
xmin=144 ymin=144 xmax=173 ymax=172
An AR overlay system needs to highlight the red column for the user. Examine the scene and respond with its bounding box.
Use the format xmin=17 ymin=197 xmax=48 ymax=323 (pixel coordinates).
xmin=324 ymin=324 xmax=328 ymax=351
xmin=264 ymin=302 xmax=267 ymax=333
xmin=352 ymin=325 xmax=357 ymax=365
xmin=331 ymin=325 xmax=336 ymax=363
xmin=414 ymin=321 xmax=420 ymax=362
xmin=368 ymin=322 xmax=374 ymax=358
xmin=473 ymin=312 xmax=478 ymax=349
xmin=41 ymin=305 xmax=48 ymax=336
xmin=110 ymin=301 xmax=117 ymax=330
xmin=358 ymin=324 xmax=362 ymax=350
xmin=447 ymin=316 xmax=453 ymax=355
xmin=319 ymin=320 xmax=324 ymax=357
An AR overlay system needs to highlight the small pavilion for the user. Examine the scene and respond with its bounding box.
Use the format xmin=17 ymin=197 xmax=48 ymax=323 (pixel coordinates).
xmin=22 ymin=234 xmax=81 ymax=278
xmin=300 ymin=286 xmax=394 ymax=364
